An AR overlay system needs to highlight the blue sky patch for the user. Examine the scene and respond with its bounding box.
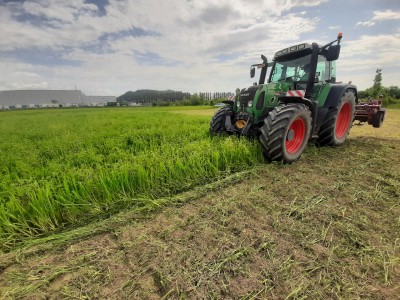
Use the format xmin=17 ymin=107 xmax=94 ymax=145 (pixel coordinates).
xmin=85 ymin=0 xmax=109 ymax=17
xmin=14 ymin=11 xmax=66 ymax=28
xmin=133 ymin=51 xmax=179 ymax=67
xmin=3 ymin=48 xmax=81 ymax=67
xmin=213 ymin=52 xmax=243 ymax=62
xmin=100 ymin=27 xmax=161 ymax=41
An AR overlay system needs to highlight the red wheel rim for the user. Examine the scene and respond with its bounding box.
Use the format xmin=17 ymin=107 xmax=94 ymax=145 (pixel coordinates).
xmin=286 ymin=118 xmax=306 ymax=154
xmin=335 ymin=102 xmax=352 ymax=139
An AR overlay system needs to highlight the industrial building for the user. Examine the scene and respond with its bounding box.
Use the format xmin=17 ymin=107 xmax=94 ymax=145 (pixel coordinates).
xmin=0 ymin=90 xmax=117 ymax=109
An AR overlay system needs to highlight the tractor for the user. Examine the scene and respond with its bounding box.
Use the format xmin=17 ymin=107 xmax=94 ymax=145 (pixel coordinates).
xmin=210 ymin=33 xmax=385 ymax=163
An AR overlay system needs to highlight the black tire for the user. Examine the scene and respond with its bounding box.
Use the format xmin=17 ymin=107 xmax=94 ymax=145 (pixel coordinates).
xmin=209 ymin=107 xmax=233 ymax=136
xmin=317 ymin=89 xmax=356 ymax=146
xmin=259 ymin=104 xmax=311 ymax=163
xmin=372 ymin=111 xmax=385 ymax=128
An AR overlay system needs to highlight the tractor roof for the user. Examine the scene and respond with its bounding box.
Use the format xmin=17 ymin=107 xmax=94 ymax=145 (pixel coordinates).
xmin=273 ymin=43 xmax=313 ymax=62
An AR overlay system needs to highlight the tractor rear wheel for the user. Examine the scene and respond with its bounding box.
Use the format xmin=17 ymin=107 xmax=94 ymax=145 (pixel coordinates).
xmin=317 ymin=89 xmax=356 ymax=146
xmin=209 ymin=107 xmax=233 ymax=136
xmin=259 ymin=104 xmax=311 ymax=163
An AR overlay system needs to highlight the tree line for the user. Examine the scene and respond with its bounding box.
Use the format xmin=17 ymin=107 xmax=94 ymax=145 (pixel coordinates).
xmin=117 ymin=89 xmax=234 ymax=105
xmin=117 ymin=70 xmax=400 ymax=107
xmin=358 ymin=69 xmax=400 ymax=106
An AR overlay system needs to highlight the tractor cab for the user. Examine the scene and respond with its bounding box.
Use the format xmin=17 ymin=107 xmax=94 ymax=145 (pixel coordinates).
xmin=270 ymin=47 xmax=333 ymax=93
xmin=268 ymin=33 xmax=342 ymax=100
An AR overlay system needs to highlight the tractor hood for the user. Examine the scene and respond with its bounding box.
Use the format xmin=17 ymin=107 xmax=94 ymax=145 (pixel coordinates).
xmin=238 ymin=85 xmax=261 ymax=110
xmin=240 ymin=85 xmax=260 ymax=100
xmin=263 ymin=82 xmax=294 ymax=101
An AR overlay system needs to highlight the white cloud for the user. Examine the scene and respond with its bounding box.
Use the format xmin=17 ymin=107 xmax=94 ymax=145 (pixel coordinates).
xmin=0 ymin=0 xmax=328 ymax=51
xmin=14 ymin=72 xmax=40 ymax=78
xmin=340 ymin=34 xmax=400 ymax=62
xmin=356 ymin=21 xmax=375 ymax=27
xmin=372 ymin=9 xmax=400 ymax=21
xmin=337 ymin=34 xmax=400 ymax=89
xmin=356 ymin=9 xmax=400 ymax=27
xmin=0 ymin=0 xmax=328 ymax=94
xmin=21 ymin=0 xmax=98 ymax=23
xmin=10 ymin=0 xmax=400 ymax=95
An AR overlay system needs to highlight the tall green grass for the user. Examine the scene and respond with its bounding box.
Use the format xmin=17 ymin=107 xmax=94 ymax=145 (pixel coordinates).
xmin=0 ymin=107 xmax=263 ymax=250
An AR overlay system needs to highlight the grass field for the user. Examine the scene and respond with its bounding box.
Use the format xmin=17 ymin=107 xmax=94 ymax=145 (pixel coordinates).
xmin=0 ymin=107 xmax=399 ymax=299
xmin=0 ymin=107 xmax=265 ymax=250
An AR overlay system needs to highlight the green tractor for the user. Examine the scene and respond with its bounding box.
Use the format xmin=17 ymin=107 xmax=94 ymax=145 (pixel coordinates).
xmin=210 ymin=33 xmax=360 ymax=163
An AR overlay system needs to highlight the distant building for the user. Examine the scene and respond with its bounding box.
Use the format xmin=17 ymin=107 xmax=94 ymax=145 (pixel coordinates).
xmin=0 ymin=90 xmax=116 ymax=109
xmin=84 ymin=95 xmax=117 ymax=106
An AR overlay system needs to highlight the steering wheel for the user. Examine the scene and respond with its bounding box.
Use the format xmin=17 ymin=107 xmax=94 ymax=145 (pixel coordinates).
xmin=279 ymin=75 xmax=301 ymax=82
xmin=290 ymin=75 xmax=301 ymax=81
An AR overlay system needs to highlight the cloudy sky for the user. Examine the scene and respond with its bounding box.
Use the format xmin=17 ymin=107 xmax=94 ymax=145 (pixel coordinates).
xmin=0 ymin=0 xmax=399 ymax=96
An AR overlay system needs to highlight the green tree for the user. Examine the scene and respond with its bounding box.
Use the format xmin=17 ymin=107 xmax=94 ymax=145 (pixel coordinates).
xmin=388 ymin=86 xmax=400 ymax=99
xmin=357 ymin=69 xmax=400 ymax=106
xmin=190 ymin=93 xmax=202 ymax=105
xmin=372 ymin=68 xmax=382 ymax=97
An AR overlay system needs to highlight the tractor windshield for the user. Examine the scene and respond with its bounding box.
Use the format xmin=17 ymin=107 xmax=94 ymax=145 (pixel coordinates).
xmin=270 ymin=54 xmax=311 ymax=83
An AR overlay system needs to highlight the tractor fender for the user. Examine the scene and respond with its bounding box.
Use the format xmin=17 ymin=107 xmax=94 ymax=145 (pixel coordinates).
xmin=278 ymin=96 xmax=315 ymax=119
xmin=323 ymin=84 xmax=358 ymax=108
xmin=222 ymin=100 xmax=234 ymax=106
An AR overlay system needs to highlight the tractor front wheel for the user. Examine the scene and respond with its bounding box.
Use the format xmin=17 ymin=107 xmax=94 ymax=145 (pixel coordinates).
xmin=209 ymin=107 xmax=234 ymax=136
xmin=317 ymin=89 xmax=356 ymax=146
xmin=372 ymin=111 xmax=385 ymax=128
xmin=259 ymin=104 xmax=311 ymax=163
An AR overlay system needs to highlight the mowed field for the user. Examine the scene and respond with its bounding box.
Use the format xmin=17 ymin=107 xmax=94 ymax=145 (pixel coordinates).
xmin=0 ymin=107 xmax=399 ymax=299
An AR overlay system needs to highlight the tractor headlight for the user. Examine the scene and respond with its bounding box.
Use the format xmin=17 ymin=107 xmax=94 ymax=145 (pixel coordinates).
xmin=236 ymin=101 xmax=240 ymax=108
xmin=248 ymin=101 xmax=253 ymax=107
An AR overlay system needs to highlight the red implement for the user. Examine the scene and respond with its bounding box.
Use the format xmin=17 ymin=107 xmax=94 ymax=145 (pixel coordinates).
xmin=354 ymin=98 xmax=386 ymax=128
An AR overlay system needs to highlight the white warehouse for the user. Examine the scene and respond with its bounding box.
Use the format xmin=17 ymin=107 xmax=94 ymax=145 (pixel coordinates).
xmin=0 ymin=90 xmax=117 ymax=109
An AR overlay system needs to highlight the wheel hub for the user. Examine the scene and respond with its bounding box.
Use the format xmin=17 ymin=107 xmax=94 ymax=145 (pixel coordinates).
xmin=235 ymin=119 xmax=247 ymax=129
xmin=287 ymin=129 xmax=295 ymax=141
xmin=286 ymin=118 xmax=306 ymax=154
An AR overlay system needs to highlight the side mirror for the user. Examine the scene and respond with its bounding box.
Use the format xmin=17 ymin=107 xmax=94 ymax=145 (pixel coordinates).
xmin=325 ymin=45 xmax=341 ymax=61
xmin=250 ymin=66 xmax=255 ymax=78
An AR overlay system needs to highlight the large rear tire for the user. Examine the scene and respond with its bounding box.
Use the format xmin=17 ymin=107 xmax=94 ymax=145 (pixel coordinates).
xmin=259 ymin=104 xmax=311 ymax=163
xmin=209 ymin=107 xmax=233 ymax=136
xmin=372 ymin=111 xmax=385 ymax=128
xmin=317 ymin=89 xmax=356 ymax=146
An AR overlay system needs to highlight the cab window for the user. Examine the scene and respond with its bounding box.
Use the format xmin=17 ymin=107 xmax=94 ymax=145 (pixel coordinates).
xmin=316 ymin=56 xmax=331 ymax=82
